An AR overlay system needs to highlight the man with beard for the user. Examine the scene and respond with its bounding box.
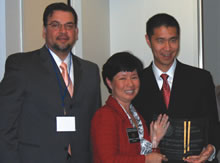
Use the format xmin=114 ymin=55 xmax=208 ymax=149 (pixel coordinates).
xmin=0 ymin=3 xmax=101 ymax=163
xmin=133 ymin=13 xmax=219 ymax=163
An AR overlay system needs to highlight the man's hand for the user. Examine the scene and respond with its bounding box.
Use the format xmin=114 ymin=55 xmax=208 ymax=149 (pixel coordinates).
xmin=183 ymin=144 xmax=214 ymax=163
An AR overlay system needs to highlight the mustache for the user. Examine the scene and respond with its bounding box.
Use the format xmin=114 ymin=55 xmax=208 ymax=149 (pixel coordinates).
xmin=56 ymin=34 xmax=69 ymax=40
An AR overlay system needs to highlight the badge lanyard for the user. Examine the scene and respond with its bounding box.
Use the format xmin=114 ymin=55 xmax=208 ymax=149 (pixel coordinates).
xmin=118 ymin=102 xmax=136 ymax=128
xmin=48 ymin=51 xmax=72 ymax=115
xmin=117 ymin=98 xmax=153 ymax=155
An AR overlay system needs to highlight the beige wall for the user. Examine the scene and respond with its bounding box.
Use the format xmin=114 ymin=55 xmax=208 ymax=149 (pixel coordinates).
xmin=81 ymin=0 xmax=110 ymax=103
xmin=22 ymin=0 xmax=67 ymax=52
xmin=6 ymin=0 xmax=22 ymax=56
xmin=110 ymin=0 xmax=199 ymax=68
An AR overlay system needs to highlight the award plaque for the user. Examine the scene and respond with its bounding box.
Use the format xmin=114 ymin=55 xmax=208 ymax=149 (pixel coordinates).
xmin=159 ymin=117 xmax=208 ymax=161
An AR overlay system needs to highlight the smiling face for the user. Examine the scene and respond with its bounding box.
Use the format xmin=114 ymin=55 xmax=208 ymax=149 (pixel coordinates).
xmin=106 ymin=70 xmax=140 ymax=108
xmin=43 ymin=10 xmax=78 ymax=60
xmin=146 ymin=26 xmax=179 ymax=72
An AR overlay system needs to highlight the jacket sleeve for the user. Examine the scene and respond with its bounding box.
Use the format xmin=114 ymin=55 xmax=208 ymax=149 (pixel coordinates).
xmin=0 ymin=54 xmax=25 ymax=163
xmin=93 ymin=64 xmax=102 ymax=110
xmin=202 ymin=72 xmax=219 ymax=149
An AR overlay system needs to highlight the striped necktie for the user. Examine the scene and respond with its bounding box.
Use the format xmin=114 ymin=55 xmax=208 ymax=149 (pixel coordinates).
xmin=60 ymin=62 xmax=73 ymax=97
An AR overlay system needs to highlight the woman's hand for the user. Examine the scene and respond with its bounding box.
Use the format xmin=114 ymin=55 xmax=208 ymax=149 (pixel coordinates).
xmin=145 ymin=152 xmax=168 ymax=163
xmin=150 ymin=114 xmax=169 ymax=148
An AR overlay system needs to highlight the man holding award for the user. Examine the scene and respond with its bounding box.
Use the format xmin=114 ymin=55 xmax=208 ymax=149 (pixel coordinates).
xmin=133 ymin=13 xmax=219 ymax=163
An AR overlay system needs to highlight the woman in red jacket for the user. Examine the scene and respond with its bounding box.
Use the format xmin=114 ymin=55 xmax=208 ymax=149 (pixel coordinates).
xmin=91 ymin=52 xmax=169 ymax=163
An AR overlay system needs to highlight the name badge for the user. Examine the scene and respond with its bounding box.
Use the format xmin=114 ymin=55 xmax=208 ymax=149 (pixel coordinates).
xmin=56 ymin=116 xmax=76 ymax=132
xmin=127 ymin=128 xmax=140 ymax=143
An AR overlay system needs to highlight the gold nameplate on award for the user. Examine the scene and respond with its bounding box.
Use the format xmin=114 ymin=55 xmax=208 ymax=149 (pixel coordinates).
xmin=183 ymin=120 xmax=191 ymax=159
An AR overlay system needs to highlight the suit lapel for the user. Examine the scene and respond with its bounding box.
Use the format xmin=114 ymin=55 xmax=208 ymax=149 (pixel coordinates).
xmin=106 ymin=96 xmax=133 ymax=127
xmin=40 ymin=46 xmax=73 ymax=106
xmin=72 ymin=54 xmax=82 ymax=99
xmin=148 ymin=64 xmax=166 ymax=109
xmin=168 ymin=61 xmax=184 ymax=110
xmin=148 ymin=64 xmax=161 ymax=92
xmin=40 ymin=46 xmax=67 ymax=91
xmin=39 ymin=46 xmax=55 ymax=75
xmin=37 ymin=46 xmax=68 ymax=115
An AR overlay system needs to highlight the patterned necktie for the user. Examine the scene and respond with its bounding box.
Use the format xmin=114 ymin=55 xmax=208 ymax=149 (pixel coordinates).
xmin=161 ymin=74 xmax=170 ymax=109
xmin=60 ymin=62 xmax=73 ymax=97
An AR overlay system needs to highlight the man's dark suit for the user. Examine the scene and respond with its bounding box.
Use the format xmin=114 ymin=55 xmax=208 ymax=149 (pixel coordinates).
xmin=133 ymin=60 xmax=219 ymax=163
xmin=215 ymin=86 xmax=220 ymax=160
xmin=0 ymin=46 xmax=101 ymax=163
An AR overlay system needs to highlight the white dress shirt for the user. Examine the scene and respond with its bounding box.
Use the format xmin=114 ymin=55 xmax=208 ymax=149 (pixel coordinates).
xmin=49 ymin=49 xmax=74 ymax=85
xmin=152 ymin=59 xmax=176 ymax=90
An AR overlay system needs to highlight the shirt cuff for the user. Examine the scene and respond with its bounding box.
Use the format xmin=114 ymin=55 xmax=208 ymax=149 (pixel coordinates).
xmin=208 ymin=145 xmax=216 ymax=161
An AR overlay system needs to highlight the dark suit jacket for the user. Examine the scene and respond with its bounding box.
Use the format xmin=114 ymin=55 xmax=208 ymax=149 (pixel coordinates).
xmin=215 ymin=85 xmax=220 ymax=121
xmin=0 ymin=46 xmax=101 ymax=163
xmin=91 ymin=95 xmax=150 ymax=163
xmin=133 ymin=60 xmax=219 ymax=163
xmin=215 ymin=86 xmax=220 ymax=158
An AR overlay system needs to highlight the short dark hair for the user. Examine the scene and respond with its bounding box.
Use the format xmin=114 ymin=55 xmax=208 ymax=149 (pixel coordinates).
xmin=43 ymin=3 xmax=78 ymax=27
xmin=146 ymin=13 xmax=180 ymax=40
xmin=102 ymin=52 xmax=143 ymax=93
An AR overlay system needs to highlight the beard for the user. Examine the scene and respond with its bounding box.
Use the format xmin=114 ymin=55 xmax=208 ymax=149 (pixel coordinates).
xmin=52 ymin=43 xmax=72 ymax=53
xmin=51 ymin=33 xmax=75 ymax=53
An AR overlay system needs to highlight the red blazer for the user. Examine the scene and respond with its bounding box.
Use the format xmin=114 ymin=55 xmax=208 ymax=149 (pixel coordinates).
xmin=91 ymin=95 xmax=151 ymax=163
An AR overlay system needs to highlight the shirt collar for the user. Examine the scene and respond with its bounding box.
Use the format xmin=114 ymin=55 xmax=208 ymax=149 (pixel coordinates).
xmin=152 ymin=59 xmax=177 ymax=82
xmin=48 ymin=48 xmax=71 ymax=69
